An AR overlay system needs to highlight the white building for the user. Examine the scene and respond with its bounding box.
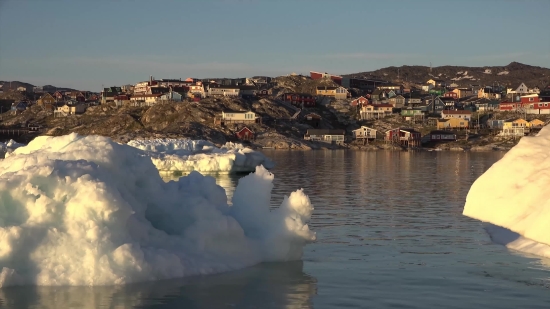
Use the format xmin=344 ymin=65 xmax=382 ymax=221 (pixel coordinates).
xmin=352 ymin=126 xmax=377 ymax=139
xmin=53 ymin=104 xmax=87 ymax=117
xmin=209 ymin=85 xmax=240 ymax=97
xmin=221 ymin=111 xmax=257 ymax=123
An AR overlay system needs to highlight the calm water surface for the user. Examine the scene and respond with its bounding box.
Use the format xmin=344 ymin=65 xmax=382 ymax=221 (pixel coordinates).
xmin=3 ymin=150 xmax=550 ymax=309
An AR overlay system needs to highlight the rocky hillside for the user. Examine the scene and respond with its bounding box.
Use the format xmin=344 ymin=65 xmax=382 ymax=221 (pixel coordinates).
xmin=344 ymin=62 xmax=550 ymax=89
xmin=0 ymin=96 xmax=337 ymax=149
xmin=270 ymin=75 xmax=339 ymax=97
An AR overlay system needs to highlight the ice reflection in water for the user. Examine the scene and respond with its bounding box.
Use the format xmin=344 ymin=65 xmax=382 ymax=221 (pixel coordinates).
xmin=0 ymin=262 xmax=316 ymax=309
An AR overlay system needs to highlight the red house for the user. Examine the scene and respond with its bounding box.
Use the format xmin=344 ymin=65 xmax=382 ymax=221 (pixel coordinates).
xmin=235 ymin=127 xmax=255 ymax=141
xmin=282 ymin=93 xmax=316 ymax=107
xmin=384 ymin=128 xmax=421 ymax=147
xmin=351 ymin=96 xmax=369 ymax=107
xmin=310 ymin=71 xmax=343 ymax=85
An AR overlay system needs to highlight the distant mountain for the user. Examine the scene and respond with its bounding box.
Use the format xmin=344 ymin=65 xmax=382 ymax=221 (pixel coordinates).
xmin=343 ymin=62 xmax=550 ymax=89
xmin=0 ymin=81 xmax=35 ymax=91
xmin=0 ymin=81 xmax=78 ymax=92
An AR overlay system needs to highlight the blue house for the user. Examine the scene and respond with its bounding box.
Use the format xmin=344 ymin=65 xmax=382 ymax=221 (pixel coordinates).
xmin=11 ymin=102 xmax=28 ymax=113
xmin=486 ymin=119 xmax=504 ymax=129
xmin=423 ymin=97 xmax=446 ymax=115
xmin=160 ymin=90 xmax=183 ymax=102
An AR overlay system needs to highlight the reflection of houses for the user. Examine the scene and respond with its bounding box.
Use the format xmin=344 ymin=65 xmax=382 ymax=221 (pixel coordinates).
xmin=384 ymin=128 xmax=421 ymax=147
xmin=217 ymin=111 xmax=260 ymax=125
xmin=352 ymin=126 xmax=377 ymax=140
xmin=436 ymin=118 xmax=469 ymax=129
xmin=304 ymin=129 xmax=345 ymax=144
xmin=53 ymin=103 xmax=86 ymax=117
xmin=282 ymin=93 xmax=316 ymax=107
xmin=302 ymin=113 xmax=322 ymax=128
xmin=235 ymin=127 xmax=255 ymax=141
xmin=428 ymin=130 xmax=457 ymax=142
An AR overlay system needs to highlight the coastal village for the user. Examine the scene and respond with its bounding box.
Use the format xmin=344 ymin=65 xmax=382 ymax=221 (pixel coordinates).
xmin=1 ymin=63 xmax=550 ymax=150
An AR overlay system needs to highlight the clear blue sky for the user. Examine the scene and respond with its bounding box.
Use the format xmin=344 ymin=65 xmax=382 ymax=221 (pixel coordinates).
xmin=1 ymin=0 xmax=549 ymax=90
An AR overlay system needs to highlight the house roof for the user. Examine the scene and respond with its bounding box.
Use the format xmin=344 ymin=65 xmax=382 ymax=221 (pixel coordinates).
xmin=210 ymin=84 xmax=240 ymax=89
xmin=236 ymin=127 xmax=254 ymax=134
xmin=373 ymin=103 xmax=393 ymax=108
xmin=371 ymin=89 xmax=384 ymax=95
xmin=306 ymin=129 xmax=345 ymax=135
xmin=303 ymin=113 xmax=322 ymax=119
xmin=316 ymin=86 xmax=338 ymax=90
xmin=443 ymin=110 xmax=472 ymax=115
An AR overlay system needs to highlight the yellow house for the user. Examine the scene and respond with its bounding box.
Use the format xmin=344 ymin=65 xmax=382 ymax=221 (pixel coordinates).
xmin=452 ymin=88 xmax=474 ymax=98
xmin=503 ymin=118 xmax=528 ymax=129
xmin=37 ymin=93 xmax=56 ymax=106
xmin=436 ymin=117 xmax=469 ymax=129
xmin=316 ymin=86 xmax=348 ymax=100
xmin=53 ymin=104 xmax=86 ymax=117
xmin=529 ymin=119 xmax=545 ymax=128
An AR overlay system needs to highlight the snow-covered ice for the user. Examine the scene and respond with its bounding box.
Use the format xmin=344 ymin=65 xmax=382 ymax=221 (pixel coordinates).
xmin=463 ymin=126 xmax=550 ymax=257
xmin=127 ymin=138 xmax=275 ymax=174
xmin=0 ymin=133 xmax=315 ymax=287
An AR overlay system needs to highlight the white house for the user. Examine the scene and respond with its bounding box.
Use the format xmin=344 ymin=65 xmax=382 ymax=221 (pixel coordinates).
xmin=304 ymin=129 xmax=345 ymax=144
xmin=421 ymin=84 xmax=434 ymax=92
xmin=221 ymin=111 xmax=258 ymax=123
xmin=130 ymin=94 xmax=162 ymax=106
xmin=53 ymin=103 xmax=87 ymax=117
xmin=208 ymin=85 xmax=240 ymax=97
xmin=507 ymin=83 xmax=539 ymax=95
xmin=352 ymin=126 xmax=377 ymax=140
xmin=441 ymin=110 xmax=472 ymax=121
xmin=160 ymin=91 xmax=183 ymax=102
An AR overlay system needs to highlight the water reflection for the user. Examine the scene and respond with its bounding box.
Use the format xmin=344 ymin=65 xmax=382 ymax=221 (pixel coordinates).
xmin=0 ymin=262 xmax=316 ymax=309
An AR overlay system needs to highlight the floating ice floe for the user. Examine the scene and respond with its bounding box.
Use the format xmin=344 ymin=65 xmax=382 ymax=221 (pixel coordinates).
xmin=0 ymin=133 xmax=315 ymax=287
xmin=127 ymin=138 xmax=275 ymax=174
xmin=463 ymin=126 xmax=550 ymax=257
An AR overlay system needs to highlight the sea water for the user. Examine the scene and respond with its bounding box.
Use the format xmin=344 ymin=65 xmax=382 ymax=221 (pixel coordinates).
xmin=2 ymin=150 xmax=550 ymax=309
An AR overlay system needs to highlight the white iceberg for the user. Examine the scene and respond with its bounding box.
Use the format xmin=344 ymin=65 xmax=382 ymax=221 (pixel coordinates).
xmin=0 ymin=139 xmax=24 ymax=156
xmin=127 ymin=138 xmax=275 ymax=174
xmin=0 ymin=133 xmax=315 ymax=287
xmin=463 ymin=126 xmax=550 ymax=257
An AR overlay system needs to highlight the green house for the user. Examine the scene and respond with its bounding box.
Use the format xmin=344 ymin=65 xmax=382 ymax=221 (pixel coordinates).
xmin=401 ymin=108 xmax=424 ymax=116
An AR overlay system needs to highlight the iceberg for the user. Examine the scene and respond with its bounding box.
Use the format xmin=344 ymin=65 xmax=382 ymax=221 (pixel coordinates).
xmin=0 ymin=139 xmax=24 ymax=156
xmin=463 ymin=126 xmax=550 ymax=257
xmin=127 ymin=138 xmax=275 ymax=174
xmin=0 ymin=133 xmax=315 ymax=287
